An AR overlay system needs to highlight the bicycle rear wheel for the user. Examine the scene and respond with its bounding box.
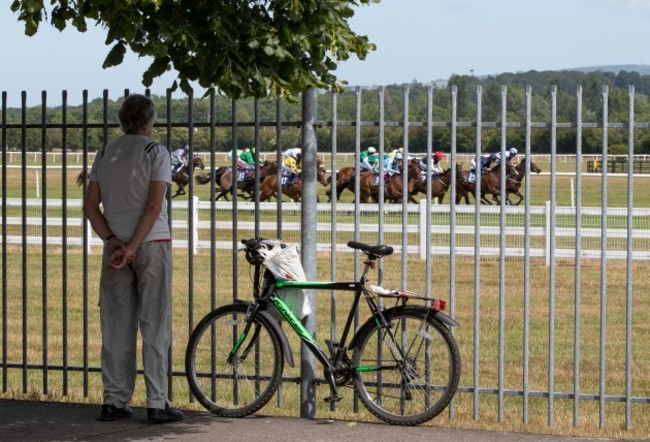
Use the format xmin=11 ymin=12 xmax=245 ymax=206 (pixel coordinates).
xmin=185 ymin=304 xmax=284 ymax=417
xmin=352 ymin=306 xmax=460 ymax=425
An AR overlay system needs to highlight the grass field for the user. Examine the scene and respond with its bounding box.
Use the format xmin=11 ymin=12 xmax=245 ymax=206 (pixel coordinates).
xmin=1 ymin=157 xmax=650 ymax=439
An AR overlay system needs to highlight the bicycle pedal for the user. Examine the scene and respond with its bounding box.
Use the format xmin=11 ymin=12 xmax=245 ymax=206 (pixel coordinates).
xmin=323 ymin=395 xmax=343 ymax=403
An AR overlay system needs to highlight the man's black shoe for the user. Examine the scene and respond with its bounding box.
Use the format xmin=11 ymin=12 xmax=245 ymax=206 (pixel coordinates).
xmin=99 ymin=404 xmax=133 ymax=421
xmin=147 ymin=404 xmax=184 ymax=424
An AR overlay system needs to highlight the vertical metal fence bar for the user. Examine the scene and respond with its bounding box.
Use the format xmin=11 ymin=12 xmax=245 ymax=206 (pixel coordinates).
xmin=523 ymin=85 xmax=532 ymax=424
xmin=473 ymin=85 xmax=482 ymax=420
xmin=548 ymin=85 xmax=558 ymax=426
xmin=300 ymin=88 xmax=318 ymax=419
xmin=81 ymin=90 xmax=89 ymax=397
xmin=275 ymin=100 xmax=283 ymax=237
xmin=599 ymin=85 xmax=609 ymax=430
xmin=165 ymin=90 xmax=173 ymax=235
xmin=253 ymin=99 xmax=261 ymax=232
xmin=497 ymin=85 xmax=506 ymax=422
xmin=625 ymin=85 xmax=635 ymax=431
xmin=20 ymin=91 xmax=27 ymax=394
xmin=449 ymin=85 xmax=458 ymax=418
xmin=353 ymin=87 xmax=361 ymax=279
xmin=61 ymin=91 xmax=69 ymax=396
xmin=425 ymin=84 xmax=433 ymax=303
xmin=40 ymin=91 xmax=49 ymax=394
xmin=231 ymin=99 xmax=239 ymax=304
xmin=378 ymin=87 xmax=386 ymax=267
xmin=573 ymin=85 xmax=583 ymax=428
xmin=1 ymin=91 xmax=7 ymax=393
xmin=328 ymin=91 xmax=338 ymax=412
xmin=207 ymin=89 xmax=218 ymax=406
xmin=208 ymin=89 xmax=217 ymax=314
xmin=163 ymin=90 xmax=177 ymax=399
xmin=378 ymin=86 xmax=386 ymax=263
xmin=402 ymin=85 xmax=409 ymax=287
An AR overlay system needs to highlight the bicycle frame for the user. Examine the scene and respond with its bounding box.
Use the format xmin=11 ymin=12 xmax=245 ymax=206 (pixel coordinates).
xmin=239 ymin=253 xmax=434 ymax=403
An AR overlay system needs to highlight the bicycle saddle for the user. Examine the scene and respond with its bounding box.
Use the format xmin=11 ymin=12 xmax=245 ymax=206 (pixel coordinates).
xmin=347 ymin=241 xmax=394 ymax=257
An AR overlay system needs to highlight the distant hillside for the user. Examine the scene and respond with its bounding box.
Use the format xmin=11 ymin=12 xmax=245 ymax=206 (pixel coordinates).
xmin=566 ymin=64 xmax=650 ymax=75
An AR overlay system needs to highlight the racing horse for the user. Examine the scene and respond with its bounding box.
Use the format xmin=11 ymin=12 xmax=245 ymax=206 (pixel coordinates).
xmin=456 ymin=161 xmax=518 ymax=205
xmin=172 ymin=155 xmax=205 ymax=198
xmin=505 ymin=157 xmax=542 ymax=205
xmin=326 ymin=166 xmax=356 ymax=202
xmin=383 ymin=159 xmax=423 ymax=203
xmin=195 ymin=166 xmax=229 ymax=188
xmin=413 ymin=163 xmax=465 ymax=204
xmin=259 ymin=158 xmax=328 ymax=202
xmin=357 ymin=159 xmax=422 ymax=203
xmin=212 ymin=160 xmax=278 ymax=201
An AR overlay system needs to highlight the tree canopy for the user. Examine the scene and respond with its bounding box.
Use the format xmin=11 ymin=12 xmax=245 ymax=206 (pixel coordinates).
xmin=10 ymin=0 xmax=377 ymax=99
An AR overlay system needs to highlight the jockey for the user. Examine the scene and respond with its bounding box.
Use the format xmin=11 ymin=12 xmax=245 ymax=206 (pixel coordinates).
xmin=491 ymin=147 xmax=518 ymax=167
xmin=237 ymin=146 xmax=255 ymax=170
xmin=171 ymin=144 xmax=190 ymax=175
xmin=385 ymin=152 xmax=403 ymax=177
xmin=420 ymin=151 xmax=444 ymax=177
xmin=468 ymin=147 xmax=518 ymax=183
xmin=235 ymin=146 xmax=255 ymax=182
xmin=359 ymin=146 xmax=379 ymax=172
xmin=282 ymin=152 xmax=302 ymax=185
xmin=284 ymin=147 xmax=302 ymax=161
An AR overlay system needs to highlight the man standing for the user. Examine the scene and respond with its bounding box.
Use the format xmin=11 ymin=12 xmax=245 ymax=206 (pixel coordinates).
xmin=83 ymin=94 xmax=183 ymax=424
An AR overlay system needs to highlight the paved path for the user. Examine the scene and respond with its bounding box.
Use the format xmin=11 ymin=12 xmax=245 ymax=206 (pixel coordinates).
xmin=0 ymin=399 xmax=638 ymax=442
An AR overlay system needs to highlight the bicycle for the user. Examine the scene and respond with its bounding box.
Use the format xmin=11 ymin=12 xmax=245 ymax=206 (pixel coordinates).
xmin=185 ymin=238 xmax=461 ymax=426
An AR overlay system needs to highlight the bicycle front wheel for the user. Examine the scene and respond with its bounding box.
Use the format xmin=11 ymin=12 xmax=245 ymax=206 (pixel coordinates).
xmin=352 ymin=306 xmax=460 ymax=425
xmin=185 ymin=304 xmax=284 ymax=417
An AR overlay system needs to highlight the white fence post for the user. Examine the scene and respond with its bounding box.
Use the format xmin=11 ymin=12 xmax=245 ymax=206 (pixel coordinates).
xmin=193 ymin=196 xmax=199 ymax=255
xmin=419 ymin=199 xmax=426 ymax=260
xmin=545 ymin=200 xmax=551 ymax=266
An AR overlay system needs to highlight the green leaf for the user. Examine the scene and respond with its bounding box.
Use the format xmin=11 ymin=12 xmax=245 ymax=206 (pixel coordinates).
xmin=102 ymin=42 xmax=126 ymax=69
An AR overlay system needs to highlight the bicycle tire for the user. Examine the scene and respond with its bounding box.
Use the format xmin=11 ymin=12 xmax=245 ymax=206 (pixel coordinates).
xmin=185 ymin=304 xmax=284 ymax=417
xmin=352 ymin=305 xmax=460 ymax=425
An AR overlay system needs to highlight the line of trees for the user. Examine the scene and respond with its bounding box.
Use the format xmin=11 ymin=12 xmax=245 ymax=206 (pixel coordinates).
xmin=3 ymin=69 xmax=650 ymax=155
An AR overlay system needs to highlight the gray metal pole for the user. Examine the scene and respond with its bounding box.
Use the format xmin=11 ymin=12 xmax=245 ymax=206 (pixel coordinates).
xmin=300 ymin=88 xmax=318 ymax=418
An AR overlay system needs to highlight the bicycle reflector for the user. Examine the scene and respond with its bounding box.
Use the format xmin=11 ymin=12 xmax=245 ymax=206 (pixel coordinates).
xmin=431 ymin=299 xmax=447 ymax=311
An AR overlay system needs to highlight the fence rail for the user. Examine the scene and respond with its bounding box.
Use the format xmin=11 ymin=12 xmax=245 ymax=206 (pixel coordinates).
xmin=3 ymin=198 xmax=650 ymax=264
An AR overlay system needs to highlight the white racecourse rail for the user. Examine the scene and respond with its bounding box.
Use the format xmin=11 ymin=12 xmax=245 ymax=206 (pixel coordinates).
xmin=3 ymin=197 xmax=650 ymax=264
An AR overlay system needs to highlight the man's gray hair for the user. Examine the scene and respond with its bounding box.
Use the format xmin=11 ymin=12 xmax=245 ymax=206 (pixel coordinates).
xmin=118 ymin=94 xmax=156 ymax=134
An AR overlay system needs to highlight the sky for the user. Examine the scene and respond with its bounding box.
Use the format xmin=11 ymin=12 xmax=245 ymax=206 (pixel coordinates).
xmin=2 ymin=0 xmax=650 ymax=106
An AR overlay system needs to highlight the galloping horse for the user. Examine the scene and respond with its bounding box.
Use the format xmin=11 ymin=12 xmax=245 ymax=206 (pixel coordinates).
xmin=456 ymin=161 xmax=518 ymax=205
xmin=172 ymin=155 xmax=205 ymax=198
xmin=212 ymin=161 xmax=277 ymax=201
xmin=413 ymin=163 xmax=465 ymax=204
xmin=326 ymin=166 xmax=356 ymax=202
xmin=357 ymin=159 xmax=422 ymax=203
xmin=259 ymin=159 xmax=328 ymax=202
xmin=505 ymin=158 xmax=542 ymax=205
xmin=384 ymin=160 xmax=423 ymax=203
xmin=195 ymin=166 xmax=229 ymax=188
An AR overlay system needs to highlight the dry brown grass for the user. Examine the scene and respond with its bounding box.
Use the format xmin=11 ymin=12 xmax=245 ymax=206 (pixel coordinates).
xmin=1 ymin=247 xmax=649 ymax=439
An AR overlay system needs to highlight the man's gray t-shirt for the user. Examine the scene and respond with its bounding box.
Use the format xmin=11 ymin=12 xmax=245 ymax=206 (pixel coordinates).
xmin=89 ymin=134 xmax=171 ymax=242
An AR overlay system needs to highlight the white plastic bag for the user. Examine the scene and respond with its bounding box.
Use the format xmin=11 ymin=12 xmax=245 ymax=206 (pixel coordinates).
xmin=258 ymin=242 xmax=312 ymax=319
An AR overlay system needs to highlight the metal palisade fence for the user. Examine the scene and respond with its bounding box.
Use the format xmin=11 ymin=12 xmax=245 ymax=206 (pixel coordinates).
xmin=1 ymin=84 xmax=649 ymax=434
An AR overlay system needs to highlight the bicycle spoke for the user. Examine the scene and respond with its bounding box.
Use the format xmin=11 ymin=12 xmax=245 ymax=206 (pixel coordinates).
xmin=353 ymin=306 xmax=460 ymax=425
